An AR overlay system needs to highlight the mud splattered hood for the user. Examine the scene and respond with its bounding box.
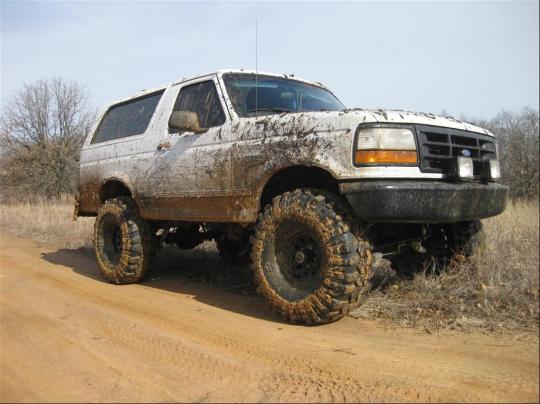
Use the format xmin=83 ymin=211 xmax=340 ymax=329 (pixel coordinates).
xmin=251 ymin=109 xmax=493 ymax=137
xmin=355 ymin=109 xmax=492 ymax=136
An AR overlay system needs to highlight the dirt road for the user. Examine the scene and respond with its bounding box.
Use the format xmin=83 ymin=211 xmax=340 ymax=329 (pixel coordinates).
xmin=1 ymin=232 xmax=538 ymax=403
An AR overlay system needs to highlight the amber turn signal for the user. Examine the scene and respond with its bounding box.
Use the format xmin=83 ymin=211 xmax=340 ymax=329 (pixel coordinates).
xmin=354 ymin=150 xmax=418 ymax=165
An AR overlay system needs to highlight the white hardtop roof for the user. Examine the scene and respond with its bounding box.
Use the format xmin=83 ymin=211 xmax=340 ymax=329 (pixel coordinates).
xmin=105 ymin=69 xmax=327 ymax=108
xmin=183 ymin=69 xmax=326 ymax=88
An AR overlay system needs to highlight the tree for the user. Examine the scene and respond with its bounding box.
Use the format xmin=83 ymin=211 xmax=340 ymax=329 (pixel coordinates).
xmin=477 ymin=108 xmax=539 ymax=200
xmin=0 ymin=78 xmax=94 ymax=199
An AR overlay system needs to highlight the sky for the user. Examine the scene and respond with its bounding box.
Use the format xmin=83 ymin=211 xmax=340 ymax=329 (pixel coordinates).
xmin=1 ymin=1 xmax=538 ymax=119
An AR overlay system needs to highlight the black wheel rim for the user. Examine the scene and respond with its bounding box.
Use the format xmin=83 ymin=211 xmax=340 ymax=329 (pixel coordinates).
xmin=101 ymin=214 xmax=122 ymax=266
xmin=270 ymin=219 xmax=324 ymax=299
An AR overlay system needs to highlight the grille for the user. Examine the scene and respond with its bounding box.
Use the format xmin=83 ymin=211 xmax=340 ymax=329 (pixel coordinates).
xmin=415 ymin=124 xmax=496 ymax=179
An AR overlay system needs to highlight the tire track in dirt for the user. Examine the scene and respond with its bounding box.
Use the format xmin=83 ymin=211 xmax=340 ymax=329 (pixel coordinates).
xmin=1 ymin=232 xmax=538 ymax=402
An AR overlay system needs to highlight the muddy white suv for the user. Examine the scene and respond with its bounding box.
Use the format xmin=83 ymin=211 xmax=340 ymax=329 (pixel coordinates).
xmin=76 ymin=69 xmax=508 ymax=324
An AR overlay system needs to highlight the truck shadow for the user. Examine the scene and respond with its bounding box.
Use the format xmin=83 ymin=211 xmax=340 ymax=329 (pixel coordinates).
xmin=41 ymin=243 xmax=402 ymax=324
xmin=41 ymin=243 xmax=286 ymax=324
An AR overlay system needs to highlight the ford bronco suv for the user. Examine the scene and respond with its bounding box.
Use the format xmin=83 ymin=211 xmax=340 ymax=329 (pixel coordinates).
xmin=75 ymin=69 xmax=508 ymax=324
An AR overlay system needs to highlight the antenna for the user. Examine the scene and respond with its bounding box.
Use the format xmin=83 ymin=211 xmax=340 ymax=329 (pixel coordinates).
xmin=255 ymin=19 xmax=258 ymax=118
xmin=88 ymin=31 xmax=95 ymax=95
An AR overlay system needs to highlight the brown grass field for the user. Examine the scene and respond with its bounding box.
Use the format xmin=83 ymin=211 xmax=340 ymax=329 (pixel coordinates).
xmin=0 ymin=197 xmax=538 ymax=333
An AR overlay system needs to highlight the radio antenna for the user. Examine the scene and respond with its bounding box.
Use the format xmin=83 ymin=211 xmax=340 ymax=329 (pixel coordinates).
xmin=255 ymin=19 xmax=258 ymax=118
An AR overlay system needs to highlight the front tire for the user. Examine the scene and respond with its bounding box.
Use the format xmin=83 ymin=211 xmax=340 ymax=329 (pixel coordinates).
xmin=390 ymin=220 xmax=486 ymax=275
xmin=94 ymin=197 xmax=155 ymax=284
xmin=251 ymin=189 xmax=372 ymax=324
xmin=174 ymin=224 xmax=206 ymax=250
xmin=450 ymin=220 xmax=486 ymax=257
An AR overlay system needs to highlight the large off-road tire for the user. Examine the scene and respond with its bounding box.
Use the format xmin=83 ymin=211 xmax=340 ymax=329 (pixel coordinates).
xmin=390 ymin=220 xmax=486 ymax=276
xmin=94 ymin=197 xmax=155 ymax=284
xmin=251 ymin=189 xmax=372 ymax=325
xmin=450 ymin=220 xmax=486 ymax=257
xmin=174 ymin=224 xmax=206 ymax=250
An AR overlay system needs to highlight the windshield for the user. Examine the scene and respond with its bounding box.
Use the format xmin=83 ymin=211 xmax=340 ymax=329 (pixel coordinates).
xmin=223 ymin=73 xmax=345 ymax=117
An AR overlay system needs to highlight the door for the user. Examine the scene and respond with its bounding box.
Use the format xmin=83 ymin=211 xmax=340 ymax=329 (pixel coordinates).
xmin=151 ymin=77 xmax=233 ymax=221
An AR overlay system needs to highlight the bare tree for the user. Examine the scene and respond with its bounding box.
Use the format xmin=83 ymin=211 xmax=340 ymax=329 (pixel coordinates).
xmin=0 ymin=78 xmax=94 ymax=199
xmin=477 ymin=108 xmax=539 ymax=200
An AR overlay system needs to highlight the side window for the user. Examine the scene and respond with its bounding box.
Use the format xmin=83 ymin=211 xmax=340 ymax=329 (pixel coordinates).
xmin=91 ymin=90 xmax=164 ymax=144
xmin=172 ymin=81 xmax=225 ymax=129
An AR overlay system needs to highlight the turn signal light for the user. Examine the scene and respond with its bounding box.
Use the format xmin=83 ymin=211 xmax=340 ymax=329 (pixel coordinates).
xmin=354 ymin=150 xmax=418 ymax=165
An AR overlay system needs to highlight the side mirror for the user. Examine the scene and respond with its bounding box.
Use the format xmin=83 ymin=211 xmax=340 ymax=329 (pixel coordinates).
xmin=168 ymin=111 xmax=206 ymax=133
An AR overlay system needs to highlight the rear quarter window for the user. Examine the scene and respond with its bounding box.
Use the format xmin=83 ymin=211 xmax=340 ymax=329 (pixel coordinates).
xmin=91 ymin=90 xmax=164 ymax=144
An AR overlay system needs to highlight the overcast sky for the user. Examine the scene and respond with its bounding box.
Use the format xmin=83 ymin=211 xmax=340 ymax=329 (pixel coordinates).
xmin=1 ymin=1 xmax=538 ymax=119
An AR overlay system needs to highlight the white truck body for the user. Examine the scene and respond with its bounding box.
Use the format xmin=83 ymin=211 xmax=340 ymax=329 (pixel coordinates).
xmin=77 ymin=69 xmax=505 ymax=224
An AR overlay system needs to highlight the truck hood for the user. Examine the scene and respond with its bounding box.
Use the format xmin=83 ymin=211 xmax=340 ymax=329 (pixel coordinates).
xmin=355 ymin=109 xmax=492 ymax=136
xmin=249 ymin=109 xmax=493 ymax=138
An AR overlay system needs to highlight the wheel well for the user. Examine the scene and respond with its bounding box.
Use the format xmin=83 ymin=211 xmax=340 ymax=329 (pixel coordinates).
xmin=100 ymin=180 xmax=132 ymax=203
xmin=260 ymin=166 xmax=339 ymax=209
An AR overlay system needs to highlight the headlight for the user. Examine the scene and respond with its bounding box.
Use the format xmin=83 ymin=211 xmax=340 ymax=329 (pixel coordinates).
xmin=489 ymin=158 xmax=501 ymax=180
xmin=457 ymin=156 xmax=474 ymax=179
xmin=355 ymin=126 xmax=417 ymax=165
xmin=356 ymin=127 xmax=416 ymax=150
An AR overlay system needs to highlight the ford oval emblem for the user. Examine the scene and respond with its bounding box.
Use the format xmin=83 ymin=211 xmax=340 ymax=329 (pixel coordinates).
xmin=461 ymin=149 xmax=471 ymax=157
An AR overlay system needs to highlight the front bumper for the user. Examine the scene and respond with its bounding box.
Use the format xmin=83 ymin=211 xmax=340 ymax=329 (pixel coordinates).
xmin=339 ymin=180 xmax=509 ymax=223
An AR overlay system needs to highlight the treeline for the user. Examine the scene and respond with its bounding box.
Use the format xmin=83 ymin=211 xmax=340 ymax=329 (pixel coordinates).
xmin=0 ymin=78 xmax=538 ymax=201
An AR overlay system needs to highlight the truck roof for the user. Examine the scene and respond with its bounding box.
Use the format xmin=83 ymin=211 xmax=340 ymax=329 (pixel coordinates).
xmin=105 ymin=69 xmax=326 ymax=109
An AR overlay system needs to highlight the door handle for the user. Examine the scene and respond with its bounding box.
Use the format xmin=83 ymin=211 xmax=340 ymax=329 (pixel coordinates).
xmin=157 ymin=141 xmax=171 ymax=151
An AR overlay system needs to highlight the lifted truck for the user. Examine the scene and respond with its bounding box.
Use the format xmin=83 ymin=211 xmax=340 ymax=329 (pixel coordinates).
xmin=75 ymin=69 xmax=508 ymax=324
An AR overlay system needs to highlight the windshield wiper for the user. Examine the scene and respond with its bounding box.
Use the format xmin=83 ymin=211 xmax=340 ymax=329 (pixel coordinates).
xmin=247 ymin=107 xmax=292 ymax=114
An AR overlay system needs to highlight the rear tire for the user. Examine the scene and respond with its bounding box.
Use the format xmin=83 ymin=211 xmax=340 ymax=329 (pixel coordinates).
xmin=94 ymin=197 xmax=155 ymax=284
xmin=251 ymin=189 xmax=372 ymax=324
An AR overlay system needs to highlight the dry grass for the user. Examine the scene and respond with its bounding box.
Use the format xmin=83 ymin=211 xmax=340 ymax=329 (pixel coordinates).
xmin=0 ymin=196 xmax=94 ymax=249
xmin=355 ymin=201 xmax=539 ymax=333
xmin=0 ymin=197 xmax=538 ymax=332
